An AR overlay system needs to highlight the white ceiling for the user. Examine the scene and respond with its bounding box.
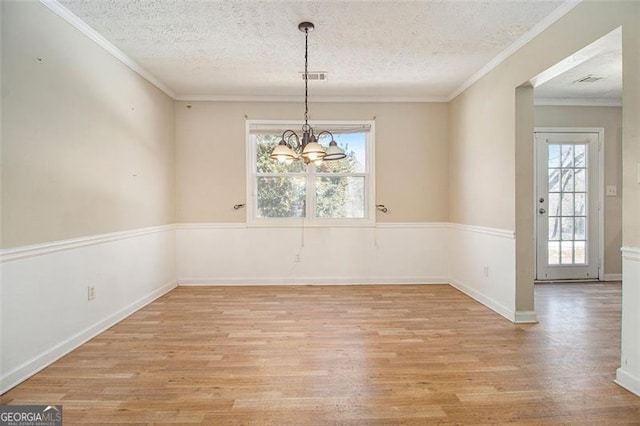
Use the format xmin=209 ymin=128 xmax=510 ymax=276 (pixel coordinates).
xmin=53 ymin=0 xmax=579 ymax=101
xmin=534 ymin=27 xmax=622 ymax=105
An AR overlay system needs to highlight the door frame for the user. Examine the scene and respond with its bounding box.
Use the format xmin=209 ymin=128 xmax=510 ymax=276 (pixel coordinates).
xmin=534 ymin=127 xmax=605 ymax=281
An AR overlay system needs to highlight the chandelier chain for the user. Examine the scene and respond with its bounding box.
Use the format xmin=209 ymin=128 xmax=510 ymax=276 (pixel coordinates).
xmin=304 ymin=26 xmax=309 ymax=126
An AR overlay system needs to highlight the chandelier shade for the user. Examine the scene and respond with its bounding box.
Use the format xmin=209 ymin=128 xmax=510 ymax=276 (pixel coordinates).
xmin=269 ymin=22 xmax=346 ymax=164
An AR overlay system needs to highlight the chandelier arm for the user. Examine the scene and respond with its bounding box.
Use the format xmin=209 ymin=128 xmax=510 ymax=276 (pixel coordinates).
xmin=316 ymin=130 xmax=335 ymax=141
xmin=282 ymin=129 xmax=300 ymax=149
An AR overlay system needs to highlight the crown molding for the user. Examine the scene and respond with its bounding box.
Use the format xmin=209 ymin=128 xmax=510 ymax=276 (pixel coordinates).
xmin=174 ymin=94 xmax=448 ymax=103
xmin=535 ymin=97 xmax=622 ymax=107
xmin=42 ymin=0 xmax=582 ymax=105
xmin=39 ymin=0 xmax=176 ymax=99
xmin=447 ymin=0 xmax=582 ymax=102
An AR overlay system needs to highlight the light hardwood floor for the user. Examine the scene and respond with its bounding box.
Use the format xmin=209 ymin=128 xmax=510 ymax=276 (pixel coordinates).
xmin=2 ymin=283 xmax=639 ymax=424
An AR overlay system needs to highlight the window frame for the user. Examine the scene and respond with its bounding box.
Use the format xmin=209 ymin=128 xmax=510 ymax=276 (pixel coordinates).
xmin=246 ymin=119 xmax=376 ymax=227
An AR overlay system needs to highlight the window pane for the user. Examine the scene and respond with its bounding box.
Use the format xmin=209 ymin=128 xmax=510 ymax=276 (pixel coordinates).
xmin=257 ymin=176 xmax=306 ymax=218
xmin=316 ymin=176 xmax=365 ymax=218
xmin=256 ymin=135 xmax=305 ymax=174
xmin=574 ymin=241 xmax=586 ymax=264
xmin=316 ymin=132 xmax=366 ymax=174
xmin=574 ymin=169 xmax=586 ymax=192
xmin=548 ymin=242 xmax=560 ymax=265
xmin=561 ymin=145 xmax=574 ymax=167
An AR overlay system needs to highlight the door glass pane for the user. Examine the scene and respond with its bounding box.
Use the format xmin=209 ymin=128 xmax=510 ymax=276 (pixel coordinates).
xmin=561 ymin=241 xmax=573 ymax=264
xmin=574 ymin=217 xmax=586 ymax=240
xmin=561 ymin=145 xmax=574 ymax=167
xmin=548 ymin=217 xmax=560 ymax=241
xmin=574 ymin=193 xmax=586 ymax=215
xmin=561 ymin=169 xmax=574 ymax=191
xmin=574 ymin=241 xmax=586 ymax=264
xmin=574 ymin=169 xmax=586 ymax=191
xmin=548 ymin=242 xmax=560 ymax=265
xmin=561 ymin=217 xmax=574 ymax=240
xmin=548 ymin=145 xmax=561 ymax=167
xmin=549 ymin=193 xmax=560 ymax=216
xmin=561 ymin=193 xmax=574 ymax=216
xmin=548 ymin=169 xmax=561 ymax=192
xmin=574 ymin=145 xmax=586 ymax=167
xmin=545 ymin=142 xmax=590 ymax=268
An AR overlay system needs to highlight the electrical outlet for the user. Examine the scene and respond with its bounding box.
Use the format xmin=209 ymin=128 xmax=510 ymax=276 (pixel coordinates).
xmin=294 ymin=254 xmax=301 ymax=263
xmin=88 ymin=286 xmax=96 ymax=301
xmin=606 ymin=185 xmax=617 ymax=196
xmin=483 ymin=266 xmax=489 ymax=278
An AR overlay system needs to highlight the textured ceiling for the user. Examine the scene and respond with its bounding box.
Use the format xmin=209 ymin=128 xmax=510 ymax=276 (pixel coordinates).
xmin=57 ymin=0 xmax=569 ymax=100
xmin=535 ymin=28 xmax=622 ymax=104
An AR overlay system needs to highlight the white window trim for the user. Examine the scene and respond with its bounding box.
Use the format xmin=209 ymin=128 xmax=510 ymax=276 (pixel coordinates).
xmin=245 ymin=119 xmax=376 ymax=227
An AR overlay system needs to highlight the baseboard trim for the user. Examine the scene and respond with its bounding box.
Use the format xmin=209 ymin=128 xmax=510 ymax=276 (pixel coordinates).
xmin=604 ymin=273 xmax=623 ymax=281
xmin=615 ymin=368 xmax=640 ymax=397
xmin=449 ymin=279 xmax=515 ymax=322
xmin=514 ymin=311 xmax=538 ymax=324
xmin=178 ymin=277 xmax=450 ymax=286
xmin=0 ymin=281 xmax=177 ymax=395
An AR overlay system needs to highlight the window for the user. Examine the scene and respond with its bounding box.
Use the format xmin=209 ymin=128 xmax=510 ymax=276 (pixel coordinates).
xmin=247 ymin=120 xmax=375 ymax=225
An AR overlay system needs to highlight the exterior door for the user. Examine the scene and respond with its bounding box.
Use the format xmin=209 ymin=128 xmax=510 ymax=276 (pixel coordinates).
xmin=535 ymin=131 xmax=599 ymax=280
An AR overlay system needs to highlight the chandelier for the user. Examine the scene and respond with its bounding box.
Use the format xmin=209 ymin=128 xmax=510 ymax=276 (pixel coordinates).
xmin=270 ymin=22 xmax=346 ymax=165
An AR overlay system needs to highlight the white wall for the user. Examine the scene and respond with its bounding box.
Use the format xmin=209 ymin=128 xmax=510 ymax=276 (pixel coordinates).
xmin=447 ymin=224 xmax=529 ymax=323
xmin=176 ymin=223 xmax=449 ymax=285
xmin=617 ymin=247 xmax=640 ymax=395
xmin=0 ymin=228 xmax=176 ymax=393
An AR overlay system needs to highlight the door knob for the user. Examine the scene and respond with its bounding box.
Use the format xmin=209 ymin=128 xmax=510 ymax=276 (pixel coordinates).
xmin=539 ymin=208 xmax=546 ymax=214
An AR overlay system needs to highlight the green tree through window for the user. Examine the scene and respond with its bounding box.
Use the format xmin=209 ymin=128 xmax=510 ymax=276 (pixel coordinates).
xmin=251 ymin=125 xmax=371 ymax=222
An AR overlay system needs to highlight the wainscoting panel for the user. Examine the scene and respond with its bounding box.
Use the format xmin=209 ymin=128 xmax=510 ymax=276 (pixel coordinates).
xmin=0 ymin=226 xmax=176 ymax=394
xmin=176 ymin=223 xmax=450 ymax=285
xmin=616 ymin=246 xmax=640 ymax=396
xmin=448 ymin=224 xmax=517 ymax=321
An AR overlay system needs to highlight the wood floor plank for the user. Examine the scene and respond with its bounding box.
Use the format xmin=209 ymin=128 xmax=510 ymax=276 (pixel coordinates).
xmin=2 ymin=283 xmax=639 ymax=424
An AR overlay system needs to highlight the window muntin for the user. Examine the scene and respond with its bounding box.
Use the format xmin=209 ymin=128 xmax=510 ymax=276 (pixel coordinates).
xmin=248 ymin=121 xmax=374 ymax=225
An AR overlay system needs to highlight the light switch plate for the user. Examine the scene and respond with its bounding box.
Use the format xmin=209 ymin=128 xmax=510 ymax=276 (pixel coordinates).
xmin=606 ymin=185 xmax=617 ymax=196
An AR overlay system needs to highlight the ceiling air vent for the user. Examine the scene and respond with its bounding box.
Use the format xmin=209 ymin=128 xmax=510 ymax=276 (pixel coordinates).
xmin=300 ymin=71 xmax=328 ymax=81
xmin=574 ymin=75 xmax=603 ymax=83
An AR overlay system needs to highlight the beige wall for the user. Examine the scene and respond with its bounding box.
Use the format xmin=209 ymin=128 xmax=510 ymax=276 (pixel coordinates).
xmin=449 ymin=1 xmax=639 ymax=242
xmin=175 ymin=101 xmax=448 ymax=223
xmin=1 ymin=1 xmax=176 ymax=248
xmin=448 ymin=0 xmax=639 ymax=314
xmin=535 ymin=105 xmax=623 ymax=275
